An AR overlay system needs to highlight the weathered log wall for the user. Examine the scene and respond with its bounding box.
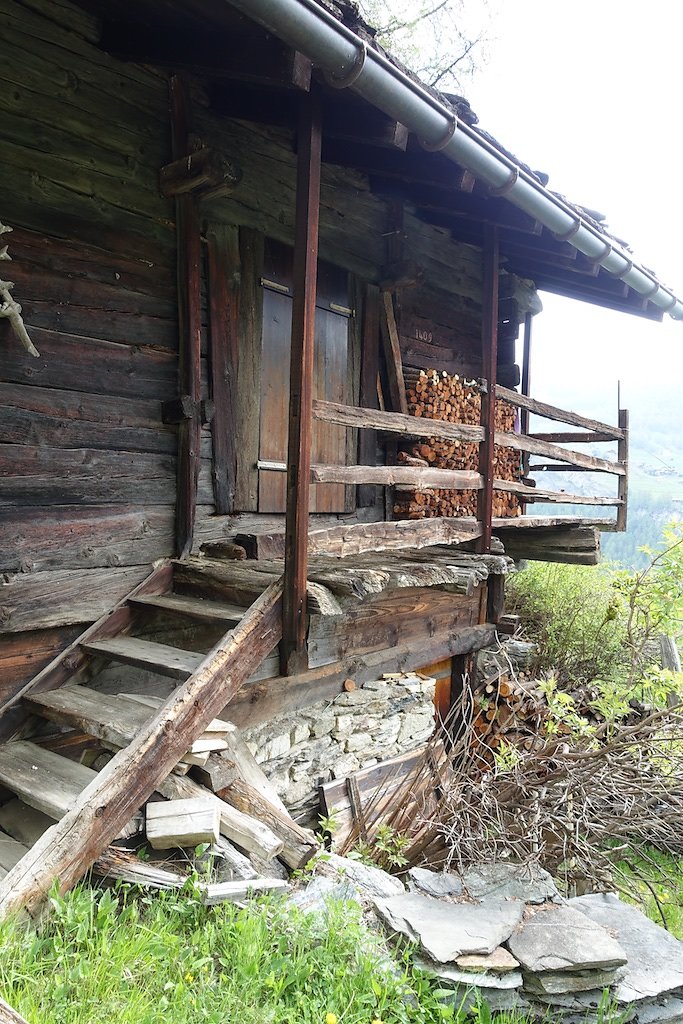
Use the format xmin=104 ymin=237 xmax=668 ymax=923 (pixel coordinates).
xmin=0 ymin=0 xmax=490 ymax=694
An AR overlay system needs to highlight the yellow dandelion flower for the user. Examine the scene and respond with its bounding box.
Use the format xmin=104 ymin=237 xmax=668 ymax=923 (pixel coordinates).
xmin=325 ymin=1014 xmax=338 ymax=1024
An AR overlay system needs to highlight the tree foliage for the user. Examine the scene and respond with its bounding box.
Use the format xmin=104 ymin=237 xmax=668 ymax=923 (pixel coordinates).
xmin=356 ymin=0 xmax=496 ymax=89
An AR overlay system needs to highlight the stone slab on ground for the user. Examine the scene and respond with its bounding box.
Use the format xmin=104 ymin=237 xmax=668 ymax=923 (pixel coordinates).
xmin=407 ymin=863 xmax=560 ymax=905
xmin=507 ymin=904 xmax=627 ymax=973
xmin=522 ymin=966 xmax=618 ymax=994
xmin=570 ymin=892 xmax=683 ymax=1003
xmin=416 ymin=957 xmax=522 ymax=990
xmin=456 ymin=947 xmax=520 ymax=973
xmin=438 ymin=984 xmax=530 ymax=1015
xmin=320 ymin=854 xmax=405 ymax=900
xmin=374 ymin=891 xmax=523 ymax=963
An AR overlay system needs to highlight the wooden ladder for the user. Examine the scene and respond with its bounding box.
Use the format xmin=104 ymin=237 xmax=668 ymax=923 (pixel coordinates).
xmin=0 ymin=560 xmax=283 ymax=920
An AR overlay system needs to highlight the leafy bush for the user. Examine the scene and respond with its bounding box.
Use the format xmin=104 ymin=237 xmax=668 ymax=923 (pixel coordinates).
xmin=507 ymin=561 xmax=627 ymax=684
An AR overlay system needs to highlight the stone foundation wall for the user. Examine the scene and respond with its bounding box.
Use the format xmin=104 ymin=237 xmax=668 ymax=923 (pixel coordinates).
xmin=242 ymin=673 xmax=437 ymax=825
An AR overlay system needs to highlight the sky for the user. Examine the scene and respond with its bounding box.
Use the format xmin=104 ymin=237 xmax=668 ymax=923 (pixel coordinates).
xmin=464 ymin=0 xmax=683 ymax=415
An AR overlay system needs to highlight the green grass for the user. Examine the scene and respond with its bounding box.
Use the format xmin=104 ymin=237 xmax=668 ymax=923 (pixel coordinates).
xmin=616 ymin=849 xmax=683 ymax=939
xmin=0 ymin=883 xmax=632 ymax=1024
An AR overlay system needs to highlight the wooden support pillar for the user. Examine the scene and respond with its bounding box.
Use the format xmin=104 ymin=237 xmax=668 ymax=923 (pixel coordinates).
xmin=477 ymin=225 xmax=500 ymax=554
xmin=616 ymin=408 xmax=629 ymax=532
xmin=281 ymin=89 xmax=323 ymax=675
xmin=170 ymin=75 xmax=203 ymax=557
xmin=207 ymin=223 xmax=241 ymax=514
xmin=520 ymin=310 xmax=533 ymax=507
xmin=358 ymin=283 xmax=381 ymax=508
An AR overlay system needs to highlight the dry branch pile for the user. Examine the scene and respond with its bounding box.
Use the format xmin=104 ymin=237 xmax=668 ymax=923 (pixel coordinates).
xmin=396 ymin=368 xmax=521 ymax=519
xmin=337 ymin=681 xmax=683 ymax=898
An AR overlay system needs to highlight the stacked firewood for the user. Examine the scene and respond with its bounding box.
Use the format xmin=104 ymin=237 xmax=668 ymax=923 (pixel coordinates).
xmin=470 ymin=673 xmax=549 ymax=773
xmin=394 ymin=368 xmax=521 ymax=520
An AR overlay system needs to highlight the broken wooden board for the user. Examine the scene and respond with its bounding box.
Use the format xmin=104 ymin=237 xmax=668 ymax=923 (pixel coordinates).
xmin=0 ymin=741 xmax=97 ymax=820
xmin=146 ymin=797 xmax=221 ymax=850
xmin=200 ymin=878 xmax=288 ymax=905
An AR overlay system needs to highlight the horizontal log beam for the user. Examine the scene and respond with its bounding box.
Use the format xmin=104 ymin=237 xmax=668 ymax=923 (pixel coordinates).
xmin=257 ymin=460 xmax=483 ymax=490
xmin=496 ymin=385 xmax=625 ymax=439
xmin=527 ymin=430 xmax=617 ymax=444
xmin=494 ymin=479 xmax=622 ymax=505
xmin=495 ymin=431 xmax=625 ymax=475
xmin=312 ymin=399 xmax=484 ymax=443
xmin=492 ymin=515 xmax=615 ymax=530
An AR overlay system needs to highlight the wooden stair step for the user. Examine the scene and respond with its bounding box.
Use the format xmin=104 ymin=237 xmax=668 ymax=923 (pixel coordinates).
xmin=82 ymin=637 xmax=204 ymax=679
xmin=129 ymin=593 xmax=245 ymax=625
xmin=0 ymin=832 xmax=30 ymax=877
xmin=0 ymin=741 xmax=97 ymax=820
xmin=0 ymin=799 xmax=53 ymax=848
xmin=25 ymin=687 xmax=154 ymax=750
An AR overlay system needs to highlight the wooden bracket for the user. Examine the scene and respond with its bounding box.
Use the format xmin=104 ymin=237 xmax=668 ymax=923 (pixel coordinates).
xmin=160 ymin=148 xmax=242 ymax=200
xmin=162 ymin=396 xmax=214 ymax=425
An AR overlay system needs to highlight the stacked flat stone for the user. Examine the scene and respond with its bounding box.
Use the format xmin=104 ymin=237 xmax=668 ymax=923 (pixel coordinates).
xmin=241 ymin=673 xmax=436 ymax=825
xmin=369 ymin=865 xmax=683 ymax=1023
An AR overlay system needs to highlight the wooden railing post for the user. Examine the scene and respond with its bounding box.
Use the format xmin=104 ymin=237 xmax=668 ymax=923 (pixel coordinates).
xmin=282 ymin=88 xmax=322 ymax=675
xmin=616 ymin=408 xmax=629 ymax=531
xmin=477 ymin=225 xmax=500 ymax=553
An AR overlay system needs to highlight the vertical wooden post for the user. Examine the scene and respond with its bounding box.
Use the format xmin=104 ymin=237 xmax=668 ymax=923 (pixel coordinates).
xmin=358 ymin=283 xmax=381 ymax=508
xmin=519 ymin=310 xmax=533 ymax=507
xmin=170 ymin=75 xmax=202 ymax=557
xmin=477 ymin=225 xmax=500 ymax=554
xmin=206 ymin=223 xmax=241 ymax=514
xmin=616 ymin=408 xmax=629 ymax=532
xmin=281 ymin=89 xmax=323 ymax=675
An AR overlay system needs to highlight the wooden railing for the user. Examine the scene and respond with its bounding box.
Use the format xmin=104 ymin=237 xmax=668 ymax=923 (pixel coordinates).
xmin=259 ymin=386 xmax=628 ymax=559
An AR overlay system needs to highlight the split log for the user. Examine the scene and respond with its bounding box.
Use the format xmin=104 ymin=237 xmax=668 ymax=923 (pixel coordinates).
xmin=216 ymin=777 xmax=319 ymax=870
xmin=157 ymin=773 xmax=284 ymax=862
xmin=146 ymin=797 xmax=221 ymax=850
xmin=0 ymin=581 xmax=283 ymax=920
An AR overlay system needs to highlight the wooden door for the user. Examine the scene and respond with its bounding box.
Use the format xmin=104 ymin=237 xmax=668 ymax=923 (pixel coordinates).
xmin=258 ymin=239 xmax=352 ymax=513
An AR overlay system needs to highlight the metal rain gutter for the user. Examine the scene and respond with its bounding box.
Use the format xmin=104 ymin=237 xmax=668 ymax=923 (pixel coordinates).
xmin=225 ymin=0 xmax=683 ymax=320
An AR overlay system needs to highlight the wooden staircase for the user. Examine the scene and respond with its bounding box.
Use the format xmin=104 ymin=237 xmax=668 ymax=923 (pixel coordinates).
xmin=0 ymin=559 xmax=283 ymax=919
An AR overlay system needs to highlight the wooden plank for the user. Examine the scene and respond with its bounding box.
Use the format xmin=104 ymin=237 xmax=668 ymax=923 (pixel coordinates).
xmin=171 ymin=75 xmax=203 ymax=558
xmin=358 ymin=283 xmax=380 ymax=507
xmin=495 ymin=384 xmax=625 ymax=439
xmin=0 ymin=997 xmax=29 ymax=1024
xmin=495 ymin=430 xmax=625 ymax=475
xmin=207 ymin=223 xmax=240 ymax=514
xmin=82 ymin=637 xmax=203 ymax=680
xmin=477 ymin=225 xmax=499 ymax=553
xmin=200 ymin=879 xmax=288 ymax=905
xmin=25 ymin=686 xmax=154 ymax=749
xmin=380 ymin=291 xmax=409 ymax=414
xmin=492 ymin=515 xmax=615 ymax=529
xmin=0 ymin=580 xmax=284 ymax=918
xmin=616 ymin=409 xmax=629 ymax=532
xmin=0 ymin=741 xmax=97 ymax=820
xmin=130 ymin=593 xmax=245 ymax=625
xmin=282 ymin=88 xmax=323 ymax=674
xmin=527 ymin=430 xmax=618 ymax=444
xmin=496 ymin=525 xmax=601 ymax=566
xmin=157 ymin=773 xmax=284 ymax=861
xmin=234 ymin=228 xmax=264 ymax=511
xmin=258 ymin=460 xmax=483 ymax=489
xmin=217 ymin=778 xmax=318 ymax=870
xmin=146 ymin=797 xmax=220 ymax=850
xmin=493 ymin=479 xmax=622 ymax=505
xmin=160 ymin=148 xmax=241 ymax=199
xmin=313 ymin=399 xmax=484 ymax=443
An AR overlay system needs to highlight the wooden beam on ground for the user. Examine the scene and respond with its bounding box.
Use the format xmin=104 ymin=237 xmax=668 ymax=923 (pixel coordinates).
xmin=379 ymin=291 xmax=409 ymax=414
xmin=159 ymin=148 xmax=241 ymax=200
xmin=283 ymin=86 xmax=321 ymax=674
xmin=0 ymin=581 xmax=283 ymax=921
xmin=0 ymin=997 xmax=28 ymax=1024
xmin=313 ymin=399 xmax=484 ymax=443
xmin=170 ymin=75 xmax=203 ymax=558
xmin=207 ymin=223 xmax=241 ymax=513
xmin=496 ymin=384 xmax=625 ymax=439
xmin=477 ymin=225 xmax=499 ymax=553
xmin=616 ymin=409 xmax=629 ymax=532
xmin=217 ymin=778 xmax=318 ymax=870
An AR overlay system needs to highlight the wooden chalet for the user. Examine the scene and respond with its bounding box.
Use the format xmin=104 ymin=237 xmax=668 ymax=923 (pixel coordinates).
xmin=0 ymin=0 xmax=680 ymax=912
